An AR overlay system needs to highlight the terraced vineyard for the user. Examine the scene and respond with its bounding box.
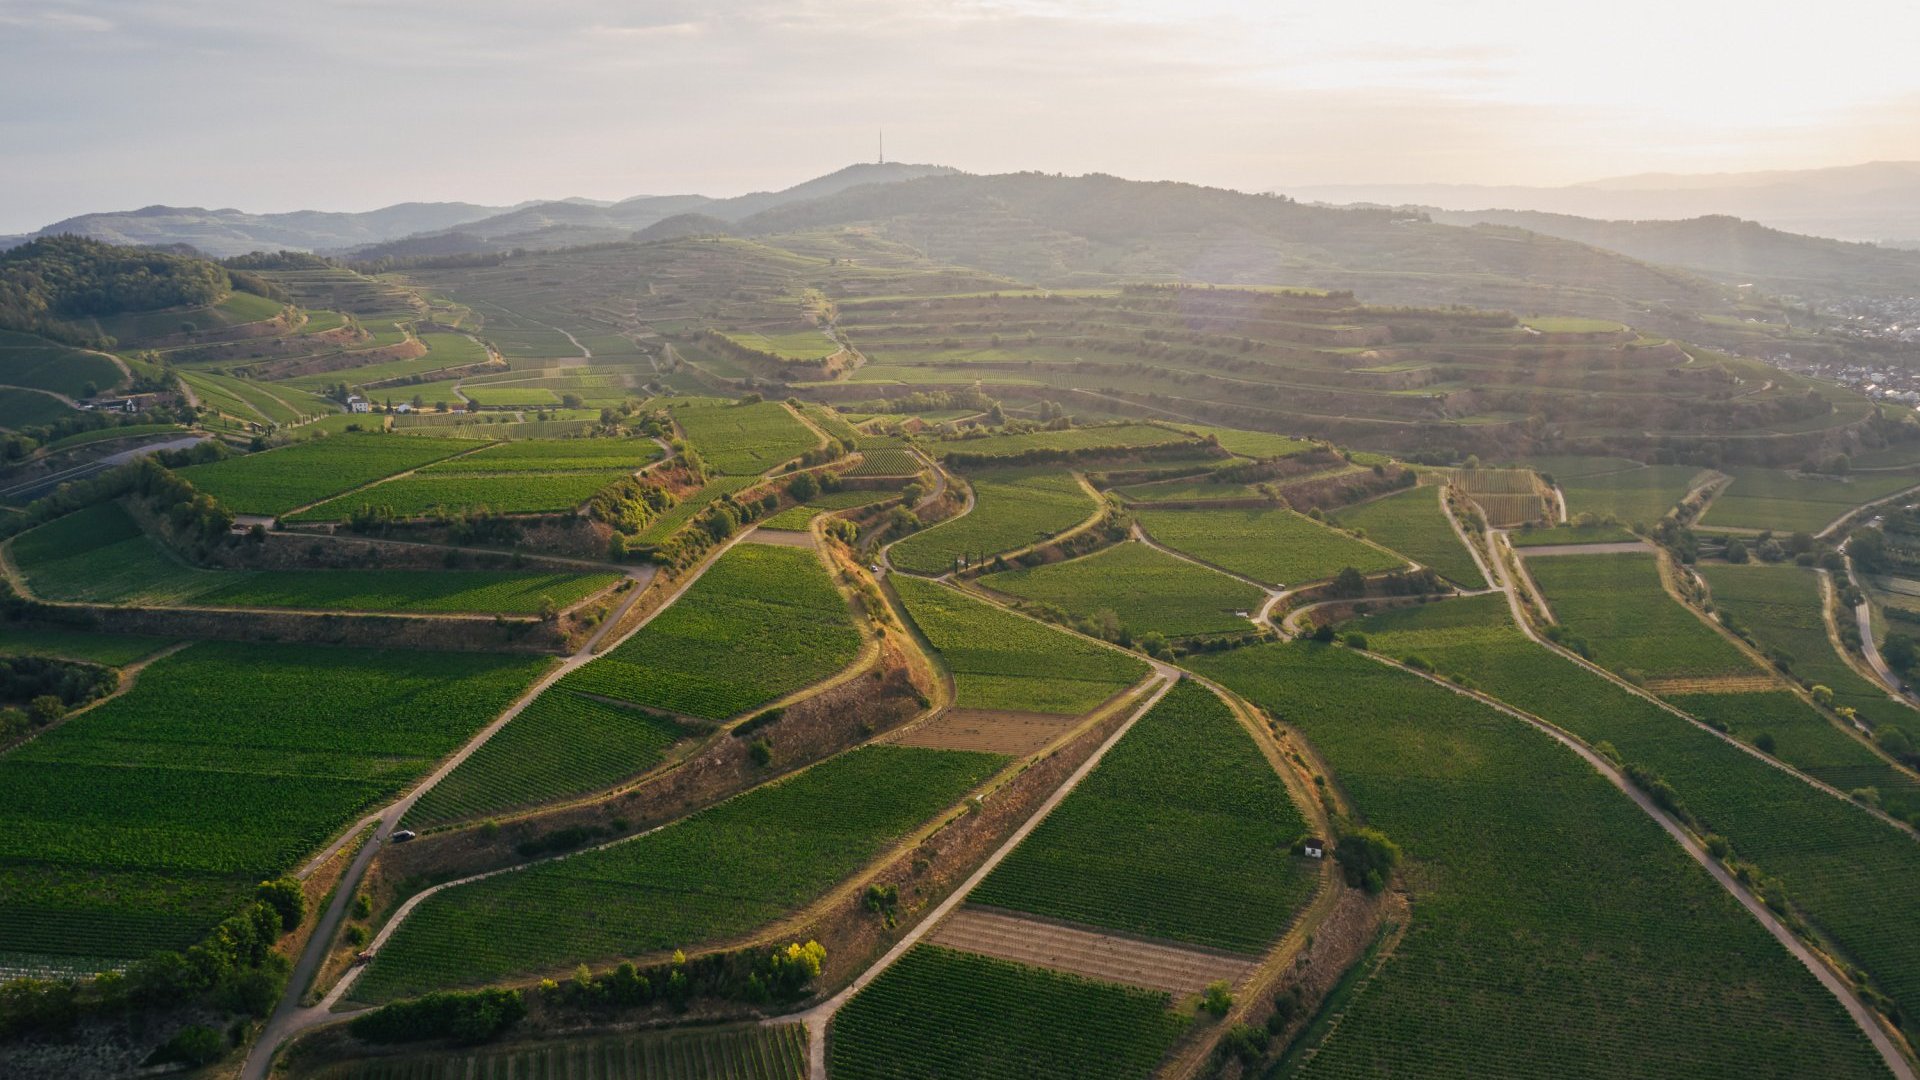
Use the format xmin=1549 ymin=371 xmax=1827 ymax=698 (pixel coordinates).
xmin=0 ymin=643 xmax=547 ymax=971
xmin=421 ymin=437 xmax=661 ymax=472
xmin=1191 ymin=642 xmax=1892 ymax=1079
xmin=893 ymin=576 xmax=1148 ymax=714
xmin=1525 ymin=551 xmax=1757 ymax=680
xmin=1698 ymin=560 xmax=1908 ymax=728
xmin=1332 ymin=485 xmax=1485 ymax=587
xmin=289 ymin=469 xmax=628 ymax=520
xmin=926 ymin=423 xmax=1199 ymax=462
xmin=829 ymin=945 xmax=1187 ymax=1080
xmin=178 ymin=433 xmax=485 ymax=515
xmin=352 ymin=745 xmax=1003 ymax=1001
xmin=890 ymin=468 xmax=1097 ymax=575
xmin=0 ymin=333 xmax=123 ymax=397
xmin=847 ymin=447 xmax=922 ymax=476
xmin=1555 ymin=464 xmax=1705 ymax=525
xmin=560 ymin=543 xmax=861 ymax=721
xmin=1665 ymin=690 xmax=1920 ymax=818
xmin=1704 ymin=467 xmax=1918 ymax=533
xmin=306 ymin=1024 xmax=808 ymax=1080
xmin=1136 ymin=507 xmax=1404 ymax=585
xmin=406 ymin=690 xmax=690 ymax=828
xmin=980 ymin=541 xmax=1263 ymax=639
xmin=972 ymin=680 xmax=1314 ymax=951
xmin=10 ymin=502 xmax=618 ymax=614
xmin=0 ymin=627 xmax=173 ymax=665
xmin=1347 ymin=593 xmax=1920 ymax=1031
xmin=670 ymin=399 xmax=819 ymax=474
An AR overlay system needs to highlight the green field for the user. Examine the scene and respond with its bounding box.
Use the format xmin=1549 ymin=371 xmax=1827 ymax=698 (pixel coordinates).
xmin=1665 ymin=690 xmax=1920 ymax=820
xmin=830 ymin=945 xmax=1187 ymax=1080
xmin=894 ymin=576 xmax=1148 ymax=714
xmin=42 ymin=423 xmax=186 ymax=453
xmin=1174 ymin=424 xmax=1314 ymax=459
xmin=1191 ymin=642 xmax=1890 ymax=1079
xmin=981 ymin=541 xmax=1263 ymax=639
xmin=191 ymin=569 xmax=620 ymax=615
xmin=179 ymin=433 xmax=485 ymax=515
xmin=11 ymin=503 xmax=617 ymax=614
xmin=0 ymin=627 xmax=172 ymax=666
xmin=560 ymin=543 xmax=860 ymax=720
xmin=289 ymin=470 xmax=624 ymax=520
xmin=0 ymin=387 xmax=75 ymax=428
xmin=307 ymin=1024 xmax=808 ymax=1080
xmin=1704 ymin=468 xmax=1917 ymax=534
xmin=405 ymin=689 xmax=690 ymax=828
xmin=1525 ymin=552 xmax=1756 ymax=680
xmin=1507 ymin=522 xmax=1639 ymax=546
xmin=0 ymin=339 xmax=122 ymax=397
xmin=1555 ymin=464 xmax=1705 ymax=525
xmin=0 ymin=643 xmax=547 ymax=970
xmin=1135 ymin=507 xmax=1404 ymax=586
xmin=670 ymin=400 xmax=819 ymax=474
xmin=421 ymin=437 xmax=659 ymax=472
xmin=1343 ymin=592 xmax=1920 ymax=1029
xmin=930 ymin=423 xmax=1197 ymax=462
xmin=1699 ymin=561 xmax=1909 ymax=730
xmin=11 ymin=502 xmax=224 ymax=604
xmin=352 ymin=745 xmax=1003 ymax=1001
xmin=720 ymin=328 xmax=838 ymax=361
xmin=1332 ymin=485 xmax=1484 ymax=587
xmin=972 ymin=680 xmax=1314 ymax=951
xmin=1112 ymin=476 xmax=1260 ymax=503
xmin=890 ymin=468 xmax=1096 ymax=574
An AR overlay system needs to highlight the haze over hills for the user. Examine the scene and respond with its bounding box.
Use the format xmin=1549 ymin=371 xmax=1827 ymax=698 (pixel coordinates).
xmin=348 ymin=162 xmax=960 ymax=259
xmin=1423 ymin=210 xmax=1920 ymax=300
xmin=1292 ymin=161 xmax=1920 ymax=244
xmin=0 ymin=163 xmax=960 ymax=260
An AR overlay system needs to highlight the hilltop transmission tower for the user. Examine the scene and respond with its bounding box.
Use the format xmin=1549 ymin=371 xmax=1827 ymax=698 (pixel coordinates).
xmin=878 ymin=131 xmax=885 ymax=165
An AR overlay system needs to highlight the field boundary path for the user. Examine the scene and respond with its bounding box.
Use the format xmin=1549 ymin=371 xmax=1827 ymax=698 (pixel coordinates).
xmin=1131 ymin=522 xmax=1287 ymax=631
xmin=242 ymin=523 xmax=767 ymax=1080
xmin=1840 ymin=542 xmax=1919 ymax=704
xmin=781 ymin=661 xmax=1180 ymax=1080
xmin=1489 ymin=530 xmax=1920 ymax=841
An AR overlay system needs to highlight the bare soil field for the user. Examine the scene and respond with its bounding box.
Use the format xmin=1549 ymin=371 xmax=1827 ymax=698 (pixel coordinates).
xmin=892 ymin=709 xmax=1084 ymax=755
xmin=928 ymin=907 xmax=1254 ymax=995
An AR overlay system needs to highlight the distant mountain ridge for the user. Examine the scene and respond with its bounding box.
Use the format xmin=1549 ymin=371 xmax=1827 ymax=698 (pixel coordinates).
xmin=5 ymin=201 xmax=521 ymax=258
xmin=1291 ymin=161 xmax=1920 ymax=244
xmin=1 ymin=163 xmax=957 ymax=260
xmin=345 ymin=162 xmax=960 ymax=259
xmin=1422 ymin=209 xmax=1920 ymax=299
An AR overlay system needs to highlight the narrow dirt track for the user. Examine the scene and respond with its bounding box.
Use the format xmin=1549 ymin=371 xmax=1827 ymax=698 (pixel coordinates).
xmin=779 ymin=662 xmax=1180 ymax=1080
xmin=242 ymin=525 xmax=765 ymax=1080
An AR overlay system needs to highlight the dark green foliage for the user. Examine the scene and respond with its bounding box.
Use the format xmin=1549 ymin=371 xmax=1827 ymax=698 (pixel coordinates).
xmin=0 ymin=236 xmax=226 ymax=342
xmin=349 ymin=988 xmax=526 ymax=1044
xmin=253 ymin=878 xmax=305 ymax=932
xmin=830 ymin=946 xmax=1187 ymax=1080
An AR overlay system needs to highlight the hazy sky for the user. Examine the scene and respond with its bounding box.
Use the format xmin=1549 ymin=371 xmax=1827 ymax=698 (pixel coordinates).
xmin=4 ymin=0 xmax=1918 ymax=231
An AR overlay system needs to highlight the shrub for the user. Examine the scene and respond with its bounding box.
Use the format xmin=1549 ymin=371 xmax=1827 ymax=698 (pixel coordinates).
xmin=1201 ymin=979 xmax=1235 ymax=1016
xmin=1334 ymin=827 xmax=1402 ymax=894
xmin=159 ymin=1024 xmax=226 ymax=1067
xmin=254 ymin=877 xmax=306 ymax=932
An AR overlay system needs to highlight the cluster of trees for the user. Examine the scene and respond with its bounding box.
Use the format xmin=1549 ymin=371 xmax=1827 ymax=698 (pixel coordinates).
xmin=0 ymin=236 xmax=229 ymax=343
xmin=2 ymin=448 xmax=226 ymax=545
xmin=0 ymin=880 xmax=303 ymax=1044
xmin=0 ymin=657 xmax=116 ymax=745
xmin=1723 ymin=528 xmax=1821 ymax=566
xmin=1332 ymin=827 xmax=1402 ymax=894
xmin=349 ymin=987 xmax=526 ymax=1045
xmin=540 ymin=940 xmax=825 ymax=1022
